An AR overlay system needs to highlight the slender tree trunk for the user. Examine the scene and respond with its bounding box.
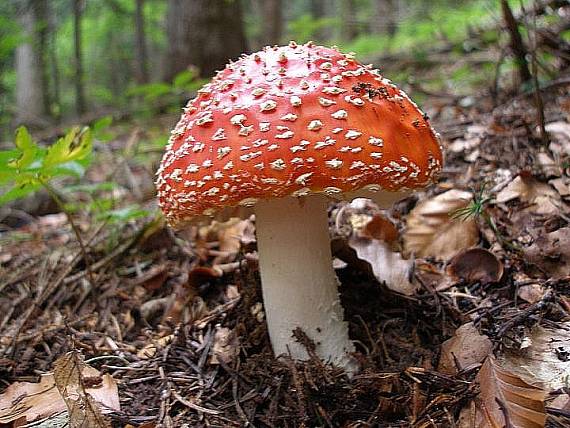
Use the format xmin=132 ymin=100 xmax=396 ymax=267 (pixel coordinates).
xmin=501 ymin=0 xmax=532 ymax=84
xmin=372 ymin=0 xmax=398 ymax=36
xmin=15 ymin=0 xmax=47 ymax=126
xmin=262 ymin=0 xmax=282 ymax=46
xmin=48 ymin=0 xmax=61 ymax=121
xmin=341 ymin=0 xmax=358 ymax=41
xmin=164 ymin=0 xmax=247 ymax=81
xmin=72 ymin=0 xmax=86 ymax=115
xmin=134 ymin=0 xmax=148 ymax=83
xmin=310 ymin=0 xmax=326 ymax=41
xmin=35 ymin=0 xmax=51 ymax=117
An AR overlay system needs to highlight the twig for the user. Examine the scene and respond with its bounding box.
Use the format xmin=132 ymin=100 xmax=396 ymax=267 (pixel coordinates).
xmin=40 ymin=179 xmax=96 ymax=287
xmin=172 ymin=389 xmax=222 ymax=415
xmin=501 ymin=0 xmax=532 ymax=84
xmin=526 ymin=1 xmax=549 ymax=145
xmin=497 ymin=290 xmax=555 ymax=337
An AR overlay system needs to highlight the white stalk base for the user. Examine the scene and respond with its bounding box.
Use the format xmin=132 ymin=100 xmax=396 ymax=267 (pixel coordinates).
xmin=255 ymin=194 xmax=356 ymax=370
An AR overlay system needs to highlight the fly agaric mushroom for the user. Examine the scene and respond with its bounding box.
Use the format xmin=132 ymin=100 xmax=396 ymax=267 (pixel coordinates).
xmin=156 ymin=42 xmax=443 ymax=370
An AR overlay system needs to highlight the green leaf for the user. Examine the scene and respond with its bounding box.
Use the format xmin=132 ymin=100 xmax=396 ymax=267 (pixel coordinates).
xmin=0 ymin=149 xmax=20 ymax=184
xmin=43 ymin=127 xmax=93 ymax=168
xmin=93 ymin=116 xmax=112 ymax=133
xmin=0 ymin=181 xmax=42 ymax=205
xmin=48 ymin=161 xmax=87 ymax=178
xmin=62 ymin=181 xmax=119 ymax=195
xmin=92 ymin=116 xmax=113 ymax=142
xmin=9 ymin=126 xmax=39 ymax=169
xmin=96 ymin=205 xmax=149 ymax=223
xmin=172 ymin=70 xmax=196 ymax=89
xmin=128 ymin=82 xmax=172 ymax=102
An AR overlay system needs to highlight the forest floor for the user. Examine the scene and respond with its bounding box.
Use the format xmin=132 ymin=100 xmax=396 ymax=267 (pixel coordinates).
xmin=2 ymin=30 xmax=570 ymax=428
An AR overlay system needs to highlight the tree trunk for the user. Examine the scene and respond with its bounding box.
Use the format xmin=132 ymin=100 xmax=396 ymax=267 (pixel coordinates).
xmin=310 ymin=0 xmax=327 ymax=41
xmin=262 ymin=0 xmax=282 ymax=46
xmin=72 ymin=0 xmax=86 ymax=115
xmin=372 ymin=0 xmax=398 ymax=36
xmin=48 ymin=0 xmax=61 ymax=121
xmin=501 ymin=0 xmax=532 ymax=84
xmin=134 ymin=0 xmax=148 ymax=84
xmin=164 ymin=0 xmax=247 ymax=81
xmin=341 ymin=0 xmax=358 ymax=41
xmin=35 ymin=0 xmax=50 ymax=117
xmin=15 ymin=0 xmax=47 ymax=126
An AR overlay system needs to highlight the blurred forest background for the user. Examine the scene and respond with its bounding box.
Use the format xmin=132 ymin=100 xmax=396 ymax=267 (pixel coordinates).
xmin=1 ymin=0 xmax=556 ymax=139
xmin=1 ymin=1 xmax=570 ymax=425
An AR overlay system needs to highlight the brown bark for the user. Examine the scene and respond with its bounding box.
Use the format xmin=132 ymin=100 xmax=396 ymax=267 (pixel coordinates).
xmin=341 ymin=0 xmax=358 ymax=41
xmin=310 ymin=0 xmax=327 ymax=41
xmin=72 ymin=0 xmax=86 ymax=115
xmin=164 ymin=0 xmax=247 ymax=81
xmin=372 ymin=0 xmax=397 ymax=36
xmin=262 ymin=0 xmax=282 ymax=46
xmin=134 ymin=0 xmax=149 ymax=83
xmin=501 ymin=0 xmax=532 ymax=84
xmin=48 ymin=0 xmax=60 ymax=120
xmin=15 ymin=0 xmax=47 ymax=126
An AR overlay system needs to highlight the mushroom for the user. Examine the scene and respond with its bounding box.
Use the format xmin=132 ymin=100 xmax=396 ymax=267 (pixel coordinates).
xmin=156 ymin=42 xmax=443 ymax=371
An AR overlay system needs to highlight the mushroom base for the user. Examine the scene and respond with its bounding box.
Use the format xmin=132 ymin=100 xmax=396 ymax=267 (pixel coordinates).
xmin=255 ymin=194 xmax=356 ymax=370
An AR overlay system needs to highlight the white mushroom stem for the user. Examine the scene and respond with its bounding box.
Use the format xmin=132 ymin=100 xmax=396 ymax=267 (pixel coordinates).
xmin=255 ymin=194 xmax=356 ymax=370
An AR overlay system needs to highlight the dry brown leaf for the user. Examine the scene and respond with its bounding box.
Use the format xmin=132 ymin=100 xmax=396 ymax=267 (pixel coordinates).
xmin=524 ymin=227 xmax=570 ymax=279
xmin=546 ymin=121 xmax=570 ymax=156
xmin=446 ymin=248 xmax=503 ymax=285
xmin=499 ymin=322 xmax=570 ymax=392
xmin=517 ymin=283 xmax=545 ymax=304
xmin=495 ymin=174 xmax=562 ymax=215
xmin=475 ymin=357 xmax=546 ymax=428
xmin=137 ymin=334 xmax=173 ymax=359
xmin=403 ymin=189 xmax=479 ymax=260
xmin=0 ymin=361 xmax=119 ymax=426
xmin=210 ymin=326 xmax=239 ymax=364
xmin=348 ymin=235 xmax=417 ymax=295
xmin=550 ymin=177 xmax=570 ymax=200
xmin=361 ymin=214 xmax=399 ymax=245
xmin=550 ymin=393 xmax=570 ymax=412
xmin=537 ymin=151 xmax=561 ymax=178
xmin=438 ymin=323 xmax=492 ymax=374
xmin=53 ymin=352 xmax=112 ymax=428
xmin=198 ymin=218 xmax=255 ymax=264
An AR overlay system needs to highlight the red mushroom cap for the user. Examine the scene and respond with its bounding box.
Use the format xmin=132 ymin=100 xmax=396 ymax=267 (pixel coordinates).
xmin=156 ymin=42 xmax=443 ymax=225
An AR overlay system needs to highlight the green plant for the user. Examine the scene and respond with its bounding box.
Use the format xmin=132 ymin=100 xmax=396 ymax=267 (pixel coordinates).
xmin=452 ymin=183 xmax=521 ymax=252
xmin=0 ymin=126 xmax=93 ymax=205
xmin=128 ymin=69 xmax=206 ymax=105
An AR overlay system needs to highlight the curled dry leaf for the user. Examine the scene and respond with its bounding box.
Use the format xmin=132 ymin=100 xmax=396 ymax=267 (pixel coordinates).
xmin=438 ymin=322 xmax=493 ymax=375
xmin=347 ymin=234 xmax=417 ymax=295
xmin=404 ymin=189 xmax=479 ymax=260
xmin=546 ymin=121 xmax=570 ymax=156
xmin=517 ymin=283 xmax=546 ymax=304
xmin=495 ymin=173 xmax=562 ymax=215
xmin=464 ymin=356 xmax=547 ymax=428
xmin=446 ymin=247 xmax=503 ymax=285
xmin=339 ymin=213 xmax=417 ymax=296
xmin=0 ymin=356 xmax=119 ymax=426
xmin=361 ymin=213 xmax=400 ymax=247
xmin=199 ymin=218 xmax=256 ymax=264
xmin=53 ymin=351 xmax=113 ymax=428
xmin=537 ymin=151 xmax=561 ymax=179
xmin=524 ymin=227 xmax=570 ymax=279
xmin=499 ymin=322 xmax=570 ymax=392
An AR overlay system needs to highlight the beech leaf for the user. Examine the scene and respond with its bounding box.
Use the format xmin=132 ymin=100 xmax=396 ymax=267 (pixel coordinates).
xmin=474 ymin=357 xmax=546 ymax=428
xmin=404 ymin=189 xmax=479 ymax=260
xmin=499 ymin=322 xmax=570 ymax=392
